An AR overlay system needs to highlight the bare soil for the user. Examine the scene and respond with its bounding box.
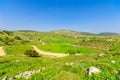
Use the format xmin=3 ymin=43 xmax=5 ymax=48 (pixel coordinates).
xmin=32 ymin=45 xmax=68 ymax=57
xmin=0 ymin=47 xmax=6 ymax=56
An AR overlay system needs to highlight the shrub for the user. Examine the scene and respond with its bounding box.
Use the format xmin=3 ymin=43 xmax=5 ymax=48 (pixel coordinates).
xmin=15 ymin=36 xmax=22 ymax=40
xmin=24 ymin=49 xmax=40 ymax=57
xmin=65 ymin=49 xmax=76 ymax=55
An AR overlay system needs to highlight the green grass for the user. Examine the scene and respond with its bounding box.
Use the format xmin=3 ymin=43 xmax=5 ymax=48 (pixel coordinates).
xmin=0 ymin=53 xmax=120 ymax=80
xmin=36 ymin=44 xmax=98 ymax=54
xmin=41 ymin=38 xmax=71 ymax=44
xmin=3 ymin=45 xmax=33 ymax=55
xmin=51 ymin=70 xmax=81 ymax=80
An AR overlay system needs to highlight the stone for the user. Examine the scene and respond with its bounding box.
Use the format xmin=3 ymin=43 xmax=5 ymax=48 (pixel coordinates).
xmin=2 ymin=76 xmax=9 ymax=80
xmin=65 ymin=62 xmax=69 ymax=65
xmin=70 ymin=62 xmax=74 ymax=66
xmin=111 ymin=60 xmax=115 ymax=64
xmin=14 ymin=73 xmax=23 ymax=78
xmin=65 ymin=62 xmax=74 ymax=66
xmin=2 ymin=77 xmax=7 ymax=80
xmin=32 ymin=70 xmax=36 ymax=74
xmin=16 ymin=60 xmax=19 ymax=62
xmin=88 ymin=66 xmax=101 ymax=75
xmin=98 ymin=53 xmax=104 ymax=57
xmin=42 ymin=67 xmax=45 ymax=70
xmin=22 ymin=71 xmax=32 ymax=79
xmin=9 ymin=77 xmax=13 ymax=80
xmin=35 ymin=69 xmax=41 ymax=73
xmin=11 ymin=69 xmax=41 ymax=79
xmin=112 ymin=70 xmax=118 ymax=74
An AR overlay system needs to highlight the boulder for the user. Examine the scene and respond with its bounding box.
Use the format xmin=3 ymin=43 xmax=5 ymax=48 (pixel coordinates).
xmin=88 ymin=66 xmax=101 ymax=75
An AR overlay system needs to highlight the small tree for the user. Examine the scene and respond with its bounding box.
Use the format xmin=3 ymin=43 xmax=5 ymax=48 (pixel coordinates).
xmin=24 ymin=49 xmax=41 ymax=57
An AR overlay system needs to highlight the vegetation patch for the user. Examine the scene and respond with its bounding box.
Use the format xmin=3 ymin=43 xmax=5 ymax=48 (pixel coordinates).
xmin=3 ymin=46 xmax=33 ymax=55
xmin=51 ymin=70 xmax=81 ymax=80
xmin=24 ymin=49 xmax=41 ymax=57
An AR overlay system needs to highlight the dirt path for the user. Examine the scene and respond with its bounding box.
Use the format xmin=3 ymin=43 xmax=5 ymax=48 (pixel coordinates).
xmin=0 ymin=47 xmax=6 ymax=56
xmin=32 ymin=45 xmax=68 ymax=57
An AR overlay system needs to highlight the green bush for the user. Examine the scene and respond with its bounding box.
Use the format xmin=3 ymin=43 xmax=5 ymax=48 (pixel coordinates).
xmin=24 ymin=49 xmax=40 ymax=57
xmin=65 ymin=49 xmax=77 ymax=55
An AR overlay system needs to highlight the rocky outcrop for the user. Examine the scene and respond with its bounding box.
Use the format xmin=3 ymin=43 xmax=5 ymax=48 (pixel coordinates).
xmin=1 ymin=69 xmax=41 ymax=80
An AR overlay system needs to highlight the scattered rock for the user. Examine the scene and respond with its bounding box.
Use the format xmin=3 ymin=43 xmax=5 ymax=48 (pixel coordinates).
xmin=14 ymin=73 xmax=23 ymax=79
xmin=42 ymin=67 xmax=45 ymax=70
xmin=98 ymin=53 xmax=104 ymax=57
xmin=32 ymin=70 xmax=36 ymax=74
xmin=65 ymin=62 xmax=69 ymax=65
xmin=2 ymin=77 xmax=7 ymax=80
xmin=16 ymin=60 xmax=19 ymax=62
xmin=42 ymin=42 xmax=45 ymax=45
xmin=9 ymin=77 xmax=13 ymax=80
xmin=40 ymin=40 xmax=45 ymax=45
xmin=70 ymin=62 xmax=74 ymax=66
xmin=111 ymin=60 xmax=115 ymax=64
xmin=2 ymin=76 xmax=9 ymax=80
xmin=12 ymin=69 xmax=41 ymax=79
xmin=35 ymin=69 xmax=41 ymax=73
xmin=88 ymin=66 xmax=101 ymax=75
xmin=65 ymin=62 xmax=74 ymax=66
xmin=22 ymin=71 xmax=33 ymax=79
xmin=112 ymin=70 xmax=118 ymax=74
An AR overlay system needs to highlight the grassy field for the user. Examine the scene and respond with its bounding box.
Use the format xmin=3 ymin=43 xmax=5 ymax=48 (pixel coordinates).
xmin=0 ymin=53 xmax=119 ymax=80
xmin=0 ymin=30 xmax=120 ymax=80
xmin=36 ymin=44 xmax=98 ymax=54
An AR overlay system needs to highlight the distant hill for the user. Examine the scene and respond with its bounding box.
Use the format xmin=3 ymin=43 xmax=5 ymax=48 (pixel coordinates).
xmin=51 ymin=30 xmax=120 ymax=36
xmin=80 ymin=32 xmax=96 ymax=36
xmin=97 ymin=32 xmax=119 ymax=36
xmin=51 ymin=30 xmax=96 ymax=37
xmin=50 ymin=30 xmax=81 ymax=38
xmin=1 ymin=29 xmax=120 ymax=37
xmin=51 ymin=30 xmax=81 ymax=35
xmin=15 ymin=30 xmax=38 ymax=32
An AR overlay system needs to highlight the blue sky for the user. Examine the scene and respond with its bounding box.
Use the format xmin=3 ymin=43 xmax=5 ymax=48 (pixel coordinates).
xmin=0 ymin=0 xmax=120 ymax=33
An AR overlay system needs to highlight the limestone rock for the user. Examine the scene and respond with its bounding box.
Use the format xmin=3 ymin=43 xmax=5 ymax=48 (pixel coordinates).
xmin=88 ymin=66 xmax=101 ymax=75
xmin=111 ymin=60 xmax=115 ymax=64
xmin=98 ymin=53 xmax=104 ymax=57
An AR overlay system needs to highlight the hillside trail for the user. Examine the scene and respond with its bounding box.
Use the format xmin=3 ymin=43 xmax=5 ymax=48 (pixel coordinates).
xmin=0 ymin=47 xmax=6 ymax=56
xmin=32 ymin=45 xmax=68 ymax=57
